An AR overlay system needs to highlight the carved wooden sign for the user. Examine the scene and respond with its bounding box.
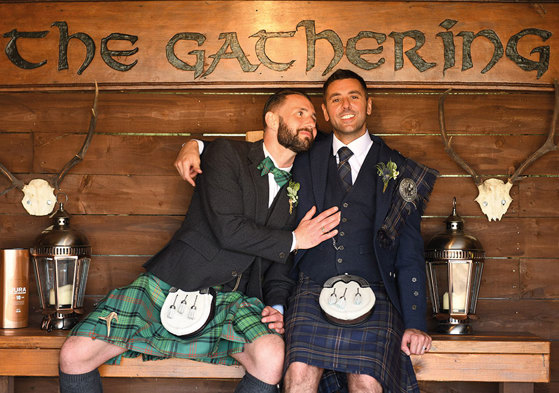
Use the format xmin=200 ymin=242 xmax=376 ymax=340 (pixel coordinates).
xmin=0 ymin=1 xmax=557 ymax=90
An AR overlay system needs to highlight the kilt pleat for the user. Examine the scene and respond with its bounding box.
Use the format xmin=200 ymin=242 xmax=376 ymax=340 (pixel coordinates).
xmin=285 ymin=275 xmax=419 ymax=393
xmin=70 ymin=273 xmax=274 ymax=366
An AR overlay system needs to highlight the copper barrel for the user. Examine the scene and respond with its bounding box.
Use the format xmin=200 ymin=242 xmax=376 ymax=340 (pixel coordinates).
xmin=0 ymin=249 xmax=29 ymax=328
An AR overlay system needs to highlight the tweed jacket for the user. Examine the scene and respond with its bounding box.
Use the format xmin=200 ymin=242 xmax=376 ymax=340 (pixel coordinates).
xmin=144 ymin=139 xmax=296 ymax=307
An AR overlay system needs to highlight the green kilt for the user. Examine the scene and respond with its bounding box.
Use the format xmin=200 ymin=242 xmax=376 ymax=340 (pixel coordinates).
xmin=70 ymin=273 xmax=274 ymax=366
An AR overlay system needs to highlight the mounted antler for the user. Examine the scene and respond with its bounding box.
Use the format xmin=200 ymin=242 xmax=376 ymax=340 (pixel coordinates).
xmin=0 ymin=163 xmax=25 ymax=197
xmin=0 ymin=82 xmax=99 ymax=216
xmin=509 ymin=80 xmax=559 ymax=184
xmin=439 ymin=90 xmax=483 ymax=187
xmin=439 ymin=80 xmax=558 ymax=221
xmin=52 ymin=82 xmax=99 ymax=190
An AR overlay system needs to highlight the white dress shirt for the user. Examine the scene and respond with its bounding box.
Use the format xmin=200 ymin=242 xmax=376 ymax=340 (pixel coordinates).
xmin=332 ymin=131 xmax=374 ymax=182
xmin=262 ymin=144 xmax=293 ymax=207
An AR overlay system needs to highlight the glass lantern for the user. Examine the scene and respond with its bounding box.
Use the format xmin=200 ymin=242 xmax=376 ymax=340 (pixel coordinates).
xmin=30 ymin=201 xmax=91 ymax=331
xmin=425 ymin=198 xmax=485 ymax=334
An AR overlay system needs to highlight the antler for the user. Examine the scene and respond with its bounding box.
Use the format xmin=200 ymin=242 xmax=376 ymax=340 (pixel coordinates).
xmin=509 ymin=79 xmax=559 ymax=184
xmin=439 ymin=89 xmax=483 ymax=186
xmin=0 ymin=162 xmax=25 ymax=197
xmin=52 ymin=81 xmax=99 ymax=190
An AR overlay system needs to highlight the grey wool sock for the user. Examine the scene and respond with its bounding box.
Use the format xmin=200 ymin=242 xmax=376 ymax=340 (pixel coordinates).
xmin=59 ymin=368 xmax=103 ymax=393
xmin=234 ymin=372 xmax=278 ymax=393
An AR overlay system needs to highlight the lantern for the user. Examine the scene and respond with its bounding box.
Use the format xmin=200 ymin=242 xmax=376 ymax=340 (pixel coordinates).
xmin=425 ymin=198 xmax=485 ymax=334
xmin=30 ymin=200 xmax=91 ymax=331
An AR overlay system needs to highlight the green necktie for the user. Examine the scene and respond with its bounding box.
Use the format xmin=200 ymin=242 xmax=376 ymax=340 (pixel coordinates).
xmin=257 ymin=156 xmax=291 ymax=187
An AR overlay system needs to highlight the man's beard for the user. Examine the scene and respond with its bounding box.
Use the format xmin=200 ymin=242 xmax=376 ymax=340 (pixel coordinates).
xmin=277 ymin=118 xmax=314 ymax=153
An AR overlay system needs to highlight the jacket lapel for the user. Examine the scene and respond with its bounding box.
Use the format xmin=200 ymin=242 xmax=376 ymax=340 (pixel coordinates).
xmin=267 ymin=186 xmax=296 ymax=228
xmin=248 ymin=141 xmax=270 ymax=225
xmin=310 ymin=133 xmax=333 ymax=212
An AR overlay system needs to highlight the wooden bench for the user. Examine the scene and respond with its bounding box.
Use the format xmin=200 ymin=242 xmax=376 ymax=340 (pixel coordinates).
xmin=0 ymin=328 xmax=549 ymax=393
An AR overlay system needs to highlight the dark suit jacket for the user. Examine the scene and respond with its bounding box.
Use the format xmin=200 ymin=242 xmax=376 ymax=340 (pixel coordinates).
xmin=144 ymin=139 xmax=296 ymax=306
xmin=292 ymin=132 xmax=429 ymax=331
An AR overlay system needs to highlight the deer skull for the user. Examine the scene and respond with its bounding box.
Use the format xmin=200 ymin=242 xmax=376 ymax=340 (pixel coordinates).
xmin=21 ymin=179 xmax=57 ymax=216
xmin=0 ymin=83 xmax=98 ymax=216
xmin=474 ymin=179 xmax=513 ymax=221
xmin=438 ymin=81 xmax=558 ymax=221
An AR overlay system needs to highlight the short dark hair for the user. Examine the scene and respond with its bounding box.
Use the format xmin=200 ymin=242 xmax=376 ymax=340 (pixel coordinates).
xmin=262 ymin=89 xmax=312 ymax=128
xmin=322 ymin=69 xmax=368 ymax=98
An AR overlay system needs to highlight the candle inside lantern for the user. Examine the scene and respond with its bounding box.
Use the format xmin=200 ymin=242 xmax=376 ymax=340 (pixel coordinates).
xmin=442 ymin=291 xmax=467 ymax=313
xmin=49 ymin=284 xmax=73 ymax=306
xmin=442 ymin=292 xmax=449 ymax=310
xmin=452 ymin=292 xmax=466 ymax=312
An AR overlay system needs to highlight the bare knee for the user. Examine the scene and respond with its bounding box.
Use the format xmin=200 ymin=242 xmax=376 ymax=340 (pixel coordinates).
xmin=59 ymin=336 xmax=125 ymax=374
xmin=252 ymin=334 xmax=284 ymax=383
xmin=235 ymin=334 xmax=284 ymax=384
xmin=259 ymin=335 xmax=284 ymax=376
xmin=60 ymin=336 xmax=89 ymax=372
xmin=284 ymin=362 xmax=322 ymax=393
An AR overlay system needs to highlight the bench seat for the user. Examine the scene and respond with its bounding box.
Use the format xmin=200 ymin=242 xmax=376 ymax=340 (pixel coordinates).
xmin=0 ymin=328 xmax=550 ymax=393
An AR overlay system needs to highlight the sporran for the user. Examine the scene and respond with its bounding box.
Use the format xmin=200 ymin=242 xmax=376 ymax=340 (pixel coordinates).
xmin=318 ymin=274 xmax=376 ymax=326
xmin=160 ymin=287 xmax=216 ymax=337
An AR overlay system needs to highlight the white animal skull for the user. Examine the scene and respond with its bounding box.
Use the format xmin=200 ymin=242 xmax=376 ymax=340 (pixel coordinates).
xmin=439 ymin=82 xmax=558 ymax=221
xmin=474 ymin=179 xmax=513 ymax=222
xmin=0 ymin=83 xmax=98 ymax=216
xmin=21 ymin=179 xmax=57 ymax=216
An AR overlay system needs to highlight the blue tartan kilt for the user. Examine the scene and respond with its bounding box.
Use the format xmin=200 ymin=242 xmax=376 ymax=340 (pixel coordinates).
xmin=284 ymin=274 xmax=419 ymax=393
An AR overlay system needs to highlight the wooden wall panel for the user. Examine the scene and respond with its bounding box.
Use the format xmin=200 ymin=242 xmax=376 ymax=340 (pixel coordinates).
xmin=472 ymin=300 xmax=559 ymax=340
xmin=3 ymin=214 xmax=558 ymax=260
xmin=0 ymin=174 xmax=192 ymax=215
xmin=478 ymin=260 xmax=519 ymax=299
xmin=520 ymin=260 xmax=559 ymax=299
xmin=24 ymin=133 xmax=559 ymax=176
xmin=0 ymin=215 xmax=181 ymax=255
xmin=0 ymin=91 xmax=555 ymax=135
xmin=0 ymin=133 xmax=33 ymax=171
xmin=518 ymin=179 xmax=559 ymax=217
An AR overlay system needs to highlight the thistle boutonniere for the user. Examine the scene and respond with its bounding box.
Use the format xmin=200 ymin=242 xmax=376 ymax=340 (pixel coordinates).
xmin=376 ymin=160 xmax=399 ymax=193
xmin=287 ymin=180 xmax=300 ymax=214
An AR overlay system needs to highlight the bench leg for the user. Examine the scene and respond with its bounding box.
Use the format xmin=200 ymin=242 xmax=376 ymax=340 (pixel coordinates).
xmin=499 ymin=382 xmax=534 ymax=393
xmin=0 ymin=377 xmax=14 ymax=393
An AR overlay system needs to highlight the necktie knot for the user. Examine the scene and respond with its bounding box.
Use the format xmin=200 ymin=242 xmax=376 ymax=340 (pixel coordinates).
xmin=257 ymin=156 xmax=291 ymax=187
xmin=337 ymin=146 xmax=354 ymax=166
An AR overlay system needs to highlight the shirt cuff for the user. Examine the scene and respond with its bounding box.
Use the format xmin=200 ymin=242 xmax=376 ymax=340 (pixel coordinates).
xmin=194 ymin=139 xmax=205 ymax=155
xmin=272 ymin=304 xmax=284 ymax=315
xmin=290 ymin=232 xmax=297 ymax=252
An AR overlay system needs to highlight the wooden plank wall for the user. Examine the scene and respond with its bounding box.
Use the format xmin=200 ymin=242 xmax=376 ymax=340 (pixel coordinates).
xmin=0 ymin=1 xmax=558 ymax=393
xmin=1 ymin=87 xmax=557 ymax=393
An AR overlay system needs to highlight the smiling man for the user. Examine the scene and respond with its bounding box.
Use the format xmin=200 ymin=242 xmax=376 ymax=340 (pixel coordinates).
xmin=282 ymin=70 xmax=439 ymax=393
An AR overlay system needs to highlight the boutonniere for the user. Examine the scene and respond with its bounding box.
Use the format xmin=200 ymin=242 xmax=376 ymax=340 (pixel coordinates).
xmin=287 ymin=180 xmax=300 ymax=214
xmin=376 ymin=160 xmax=399 ymax=193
